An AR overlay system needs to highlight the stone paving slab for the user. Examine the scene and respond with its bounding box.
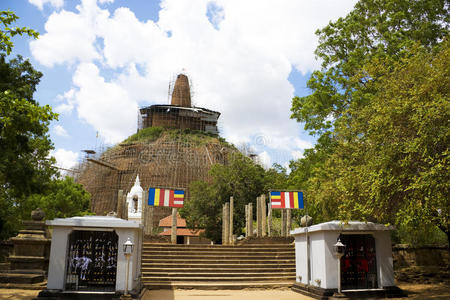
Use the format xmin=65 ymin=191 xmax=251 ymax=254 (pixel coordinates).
xmin=0 ymin=283 xmax=449 ymax=300
xmin=0 ymin=289 xmax=39 ymax=300
xmin=142 ymin=289 xmax=312 ymax=300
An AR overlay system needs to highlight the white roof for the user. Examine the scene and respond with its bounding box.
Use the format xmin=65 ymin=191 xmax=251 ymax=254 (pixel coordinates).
xmin=46 ymin=216 xmax=142 ymax=228
xmin=290 ymin=220 xmax=394 ymax=236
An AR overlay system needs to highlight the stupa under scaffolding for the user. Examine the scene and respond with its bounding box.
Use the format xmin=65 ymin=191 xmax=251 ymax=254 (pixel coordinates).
xmin=74 ymin=73 xmax=235 ymax=227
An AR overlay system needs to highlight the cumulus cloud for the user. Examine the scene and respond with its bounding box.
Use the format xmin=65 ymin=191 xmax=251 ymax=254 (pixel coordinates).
xmin=53 ymin=124 xmax=69 ymax=137
xmin=31 ymin=0 xmax=357 ymax=160
xmin=72 ymin=63 xmax=138 ymax=143
xmin=291 ymin=150 xmax=304 ymax=160
xmin=29 ymin=0 xmax=64 ymax=10
xmin=257 ymin=151 xmax=272 ymax=169
xmin=51 ymin=148 xmax=79 ymax=170
xmin=30 ymin=1 xmax=105 ymax=67
xmin=55 ymin=89 xmax=76 ymax=114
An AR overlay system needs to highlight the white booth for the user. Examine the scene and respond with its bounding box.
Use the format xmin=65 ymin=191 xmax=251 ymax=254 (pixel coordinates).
xmin=291 ymin=221 xmax=403 ymax=298
xmin=44 ymin=216 xmax=142 ymax=296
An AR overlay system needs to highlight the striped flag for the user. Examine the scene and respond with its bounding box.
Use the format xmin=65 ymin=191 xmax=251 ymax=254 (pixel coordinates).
xmin=270 ymin=191 xmax=303 ymax=209
xmin=148 ymin=188 xmax=185 ymax=208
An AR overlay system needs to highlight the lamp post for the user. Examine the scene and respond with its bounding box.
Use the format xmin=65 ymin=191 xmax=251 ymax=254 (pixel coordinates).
xmin=123 ymin=238 xmax=134 ymax=297
xmin=333 ymin=238 xmax=346 ymax=296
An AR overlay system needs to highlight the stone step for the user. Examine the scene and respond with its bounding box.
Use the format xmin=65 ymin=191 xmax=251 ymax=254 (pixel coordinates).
xmin=143 ymin=243 xmax=294 ymax=247
xmin=143 ymin=281 xmax=295 ymax=290
xmin=141 ymin=243 xmax=296 ymax=290
xmin=141 ymin=275 xmax=295 ymax=282
xmin=143 ymin=252 xmax=294 ymax=256
xmin=143 ymin=243 xmax=294 ymax=246
xmin=141 ymin=254 xmax=294 ymax=260
xmin=142 ymin=249 xmax=294 ymax=254
xmin=142 ymin=244 xmax=295 ymax=252
xmin=142 ymin=271 xmax=296 ymax=277
xmin=141 ymin=262 xmax=295 ymax=268
xmin=0 ymin=273 xmax=44 ymax=284
xmin=142 ymin=267 xmax=295 ymax=272
xmin=142 ymin=258 xmax=295 ymax=264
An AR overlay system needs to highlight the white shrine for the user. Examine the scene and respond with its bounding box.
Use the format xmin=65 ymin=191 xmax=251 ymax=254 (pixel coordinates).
xmin=290 ymin=221 xmax=404 ymax=298
xmin=126 ymin=175 xmax=143 ymax=223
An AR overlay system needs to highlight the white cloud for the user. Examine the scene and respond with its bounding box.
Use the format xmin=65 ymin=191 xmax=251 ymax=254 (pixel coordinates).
xmin=51 ymin=148 xmax=79 ymax=170
xmin=53 ymin=124 xmax=69 ymax=137
xmin=30 ymin=0 xmax=106 ymax=67
xmin=291 ymin=150 xmax=304 ymax=160
xmin=257 ymin=151 xmax=272 ymax=169
xmin=72 ymin=63 xmax=138 ymax=144
xmin=55 ymin=89 xmax=76 ymax=114
xmin=32 ymin=0 xmax=357 ymax=160
xmin=29 ymin=0 xmax=64 ymax=10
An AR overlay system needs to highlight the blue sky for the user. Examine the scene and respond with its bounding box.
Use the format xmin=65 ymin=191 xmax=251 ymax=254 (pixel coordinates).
xmin=3 ymin=0 xmax=357 ymax=170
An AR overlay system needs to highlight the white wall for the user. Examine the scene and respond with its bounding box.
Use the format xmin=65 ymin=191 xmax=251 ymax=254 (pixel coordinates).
xmin=47 ymin=227 xmax=72 ymax=290
xmin=374 ymin=231 xmax=395 ymax=287
xmin=116 ymin=228 xmax=140 ymax=292
xmin=294 ymin=234 xmax=307 ymax=284
xmin=323 ymin=231 xmax=340 ymax=289
xmin=293 ymin=227 xmax=395 ymax=290
xmin=47 ymin=225 xmax=141 ymax=292
xmin=309 ymin=231 xmax=326 ymax=287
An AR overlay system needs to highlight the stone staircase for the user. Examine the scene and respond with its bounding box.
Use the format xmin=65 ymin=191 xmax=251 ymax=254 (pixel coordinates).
xmin=140 ymin=243 xmax=296 ymax=290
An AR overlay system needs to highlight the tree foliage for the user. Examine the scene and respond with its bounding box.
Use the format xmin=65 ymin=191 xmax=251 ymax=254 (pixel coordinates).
xmin=0 ymin=10 xmax=91 ymax=239
xmin=26 ymin=177 xmax=91 ymax=221
xmin=329 ymin=41 xmax=449 ymax=241
xmin=0 ymin=10 xmax=38 ymax=55
xmin=289 ymin=0 xmax=449 ymax=245
xmin=180 ymin=152 xmax=287 ymax=243
xmin=291 ymin=0 xmax=449 ymax=134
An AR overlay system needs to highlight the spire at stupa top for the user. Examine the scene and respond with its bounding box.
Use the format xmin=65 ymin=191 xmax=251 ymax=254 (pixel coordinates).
xmin=171 ymin=73 xmax=191 ymax=107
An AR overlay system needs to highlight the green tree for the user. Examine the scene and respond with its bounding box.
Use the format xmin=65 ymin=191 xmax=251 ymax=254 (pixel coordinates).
xmin=0 ymin=10 xmax=38 ymax=55
xmin=25 ymin=177 xmax=91 ymax=221
xmin=0 ymin=10 xmax=91 ymax=239
xmin=289 ymin=0 xmax=449 ymax=245
xmin=287 ymin=134 xmax=338 ymax=223
xmin=181 ymin=152 xmax=278 ymax=243
xmin=291 ymin=0 xmax=449 ymax=134
xmin=328 ymin=41 xmax=449 ymax=244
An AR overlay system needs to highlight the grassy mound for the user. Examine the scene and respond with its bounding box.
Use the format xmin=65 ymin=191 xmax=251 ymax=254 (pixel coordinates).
xmin=123 ymin=126 xmax=164 ymax=143
xmin=123 ymin=127 xmax=229 ymax=146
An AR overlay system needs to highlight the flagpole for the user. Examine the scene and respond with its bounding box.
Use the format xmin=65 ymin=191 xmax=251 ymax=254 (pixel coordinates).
xmin=269 ymin=189 xmax=309 ymax=283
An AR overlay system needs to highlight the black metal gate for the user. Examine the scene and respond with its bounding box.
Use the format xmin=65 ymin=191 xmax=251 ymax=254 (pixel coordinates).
xmin=65 ymin=230 xmax=118 ymax=291
xmin=340 ymin=234 xmax=378 ymax=290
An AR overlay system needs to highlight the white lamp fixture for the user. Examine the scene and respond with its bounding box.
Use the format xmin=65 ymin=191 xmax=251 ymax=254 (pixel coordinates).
xmin=123 ymin=238 xmax=134 ymax=296
xmin=333 ymin=238 xmax=346 ymax=295
xmin=123 ymin=238 xmax=134 ymax=255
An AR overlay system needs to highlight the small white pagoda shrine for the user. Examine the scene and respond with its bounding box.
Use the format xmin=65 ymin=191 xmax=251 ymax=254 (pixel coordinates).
xmin=126 ymin=175 xmax=143 ymax=223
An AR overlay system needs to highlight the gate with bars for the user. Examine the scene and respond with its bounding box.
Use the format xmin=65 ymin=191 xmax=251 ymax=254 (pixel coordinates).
xmin=65 ymin=230 xmax=118 ymax=292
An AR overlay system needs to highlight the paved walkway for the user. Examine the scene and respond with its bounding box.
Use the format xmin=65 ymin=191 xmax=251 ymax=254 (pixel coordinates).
xmin=0 ymin=289 xmax=311 ymax=300
xmin=142 ymin=289 xmax=312 ymax=300
xmin=0 ymin=288 xmax=311 ymax=300
xmin=1 ymin=283 xmax=449 ymax=299
xmin=0 ymin=289 xmax=39 ymax=300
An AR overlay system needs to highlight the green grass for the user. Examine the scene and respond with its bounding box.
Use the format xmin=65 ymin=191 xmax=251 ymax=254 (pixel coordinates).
xmin=123 ymin=126 xmax=164 ymax=143
xmin=122 ymin=127 xmax=234 ymax=150
xmin=166 ymin=128 xmax=222 ymax=145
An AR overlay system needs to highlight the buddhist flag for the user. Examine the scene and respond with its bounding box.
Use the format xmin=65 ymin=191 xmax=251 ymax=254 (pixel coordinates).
xmin=270 ymin=191 xmax=303 ymax=209
xmin=148 ymin=188 xmax=185 ymax=208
